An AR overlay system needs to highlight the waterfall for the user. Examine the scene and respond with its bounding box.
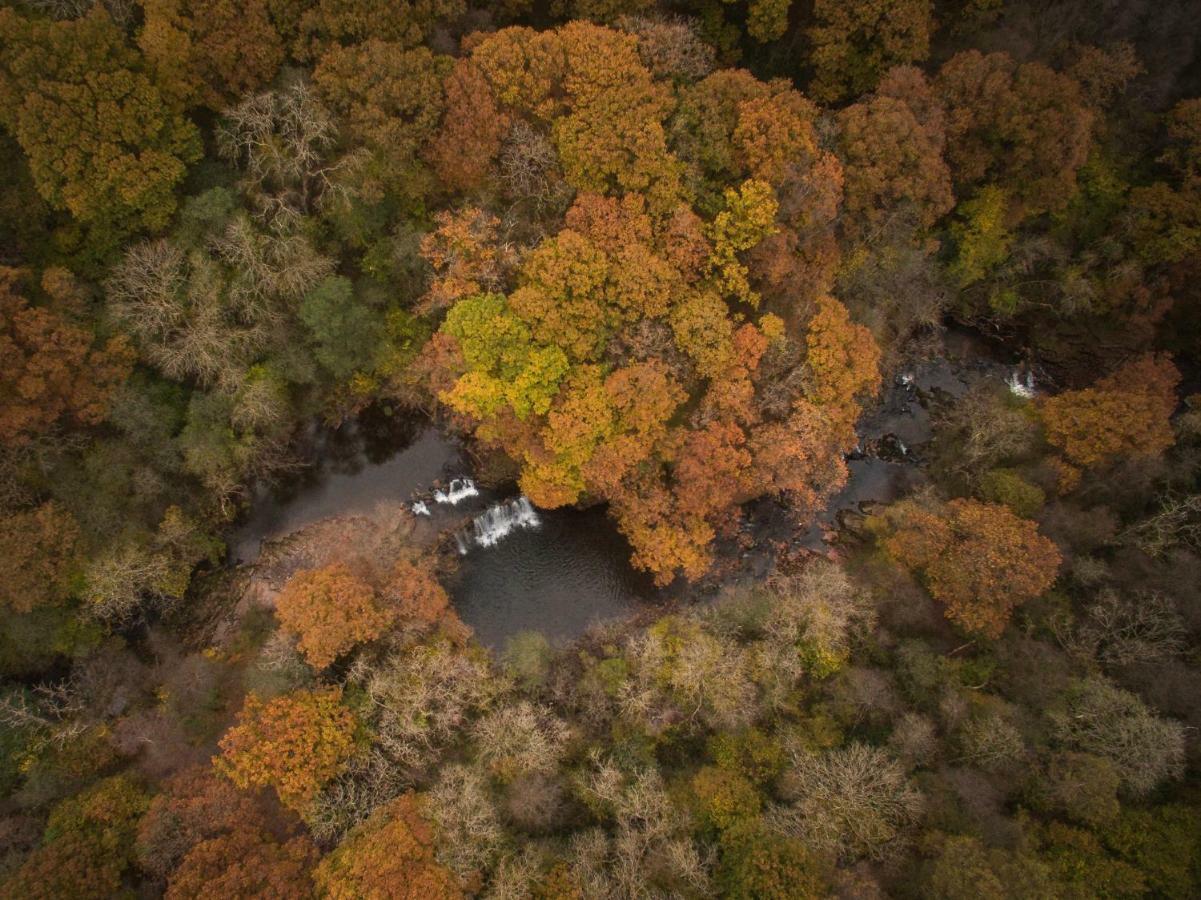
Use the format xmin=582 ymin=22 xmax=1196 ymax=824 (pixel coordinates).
xmin=1006 ymin=369 xmax=1036 ymax=399
xmin=461 ymin=496 xmax=541 ymax=551
xmin=410 ymin=500 xmax=431 ymax=517
xmin=433 ymin=477 xmax=479 ymax=505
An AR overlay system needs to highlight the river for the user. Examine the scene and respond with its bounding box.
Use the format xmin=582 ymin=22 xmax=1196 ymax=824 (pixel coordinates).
xmin=229 ymin=329 xmax=1029 ymax=650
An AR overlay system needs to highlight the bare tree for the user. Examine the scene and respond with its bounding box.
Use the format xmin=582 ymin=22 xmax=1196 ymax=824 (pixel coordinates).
xmin=353 ymin=639 xmax=505 ymax=774
xmin=1069 ymin=589 xmax=1185 ymax=669
xmin=624 ymin=616 xmax=757 ymax=733
xmin=772 ymin=742 xmax=922 ymax=862
xmin=426 ymin=765 xmax=507 ymax=884
xmin=216 ymin=82 xmax=363 ymax=228
xmin=954 ymin=706 xmax=1026 ymax=771
xmin=108 ymin=240 xmax=265 ymax=386
xmin=498 ymin=122 xmax=573 ymax=214
xmin=211 ymin=214 xmax=334 ymax=314
xmin=306 ymin=749 xmax=410 ymax=843
xmin=0 ymin=680 xmax=87 ymax=753
xmin=1050 ymin=676 xmax=1186 ymax=797
xmin=1122 ymin=493 xmax=1201 ymax=558
xmin=472 ymin=701 xmax=570 ymax=781
xmin=617 ymin=15 xmax=717 ymax=82
xmin=571 ymin=753 xmax=711 ymax=899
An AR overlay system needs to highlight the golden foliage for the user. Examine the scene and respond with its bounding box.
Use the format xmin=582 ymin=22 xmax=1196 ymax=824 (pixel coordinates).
xmin=314 ymin=792 xmax=463 ymax=899
xmin=215 ymin=687 xmax=358 ymax=811
xmin=1040 ymin=354 xmax=1179 ymax=470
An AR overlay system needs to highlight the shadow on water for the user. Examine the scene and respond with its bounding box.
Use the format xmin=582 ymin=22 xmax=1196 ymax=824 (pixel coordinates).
xmin=230 ymin=406 xmax=465 ymax=563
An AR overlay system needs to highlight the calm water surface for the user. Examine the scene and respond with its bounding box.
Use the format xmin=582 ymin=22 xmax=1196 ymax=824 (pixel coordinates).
xmin=450 ymin=504 xmax=653 ymax=649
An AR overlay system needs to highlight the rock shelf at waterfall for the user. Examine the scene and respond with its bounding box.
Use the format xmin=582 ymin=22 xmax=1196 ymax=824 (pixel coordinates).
xmin=434 ymin=477 xmax=480 ymax=505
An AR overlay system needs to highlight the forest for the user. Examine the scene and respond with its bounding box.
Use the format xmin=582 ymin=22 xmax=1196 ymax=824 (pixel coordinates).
xmin=0 ymin=0 xmax=1200 ymax=896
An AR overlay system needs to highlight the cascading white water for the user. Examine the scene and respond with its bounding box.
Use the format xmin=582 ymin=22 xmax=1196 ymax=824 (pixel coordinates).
xmin=1007 ymin=369 xmax=1036 ymax=399
xmin=411 ymin=500 xmax=431 ymax=516
xmin=457 ymin=496 xmax=540 ymax=552
xmin=433 ymin=477 xmax=479 ymax=505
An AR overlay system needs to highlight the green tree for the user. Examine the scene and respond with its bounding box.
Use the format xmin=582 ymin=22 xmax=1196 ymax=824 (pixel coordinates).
xmin=299 ymin=276 xmax=383 ymax=381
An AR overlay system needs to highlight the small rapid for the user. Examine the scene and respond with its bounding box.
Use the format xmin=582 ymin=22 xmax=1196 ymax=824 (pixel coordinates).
xmin=454 ymin=496 xmax=541 ymax=553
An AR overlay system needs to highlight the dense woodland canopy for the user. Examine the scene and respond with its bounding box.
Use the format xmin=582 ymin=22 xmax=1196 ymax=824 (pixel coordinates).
xmin=1 ymin=0 xmax=1201 ymax=896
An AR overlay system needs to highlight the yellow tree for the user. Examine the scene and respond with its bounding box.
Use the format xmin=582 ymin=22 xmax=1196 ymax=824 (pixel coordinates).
xmin=139 ymin=0 xmax=284 ymax=109
xmin=0 ymin=7 xmax=201 ymax=241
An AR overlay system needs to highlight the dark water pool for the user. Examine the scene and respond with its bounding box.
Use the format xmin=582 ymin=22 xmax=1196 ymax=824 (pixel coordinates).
xmin=449 ymin=504 xmax=653 ymax=650
xmin=228 ymin=407 xmax=652 ymax=648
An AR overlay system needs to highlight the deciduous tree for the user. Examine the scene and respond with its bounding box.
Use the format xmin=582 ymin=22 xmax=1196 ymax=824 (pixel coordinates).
xmin=807 ymin=0 xmax=933 ymax=102
xmin=0 ymin=502 xmax=79 ymax=613
xmin=837 ymin=78 xmax=953 ymax=237
xmin=139 ymin=0 xmax=284 ymax=109
xmin=1 ymin=268 xmax=133 ymax=445
xmin=313 ymin=792 xmax=463 ymax=899
xmin=275 ymin=563 xmax=392 ymax=668
xmin=166 ymin=827 xmax=318 ymax=899
xmin=936 ymin=50 xmax=1093 ymax=215
xmin=313 ymin=41 xmax=450 ymax=199
xmin=1039 ymin=353 xmax=1179 ymax=471
xmin=215 ymin=687 xmax=358 ymax=812
xmin=418 ymin=208 xmax=514 ymax=314
xmin=427 ymin=59 xmax=512 ymax=192
xmin=0 ymin=7 xmax=201 ymax=240
xmin=882 ymin=497 xmax=1061 ymax=638
xmin=293 ymin=0 xmax=465 ymax=61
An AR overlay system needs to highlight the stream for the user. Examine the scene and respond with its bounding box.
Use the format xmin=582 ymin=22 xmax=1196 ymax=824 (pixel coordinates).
xmin=229 ymin=329 xmax=1029 ymax=650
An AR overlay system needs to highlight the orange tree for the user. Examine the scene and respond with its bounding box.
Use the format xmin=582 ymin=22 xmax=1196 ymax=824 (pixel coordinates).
xmin=835 ymin=66 xmax=954 ymax=239
xmin=1039 ymin=354 xmax=1180 ymax=475
xmin=274 ymin=563 xmax=393 ymax=668
xmin=0 ymin=268 xmax=132 ymax=446
xmin=418 ymin=24 xmax=881 ymax=586
xmin=0 ymin=502 xmax=79 ymax=613
xmin=881 ymin=497 xmax=1061 ymax=638
xmin=214 ymin=687 xmax=359 ymax=812
xmin=166 ymin=828 xmax=318 ymax=900
xmin=314 ymin=792 xmax=463 ymax=899
xmin=935 ymin=50 xmax=1093 ymax=216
